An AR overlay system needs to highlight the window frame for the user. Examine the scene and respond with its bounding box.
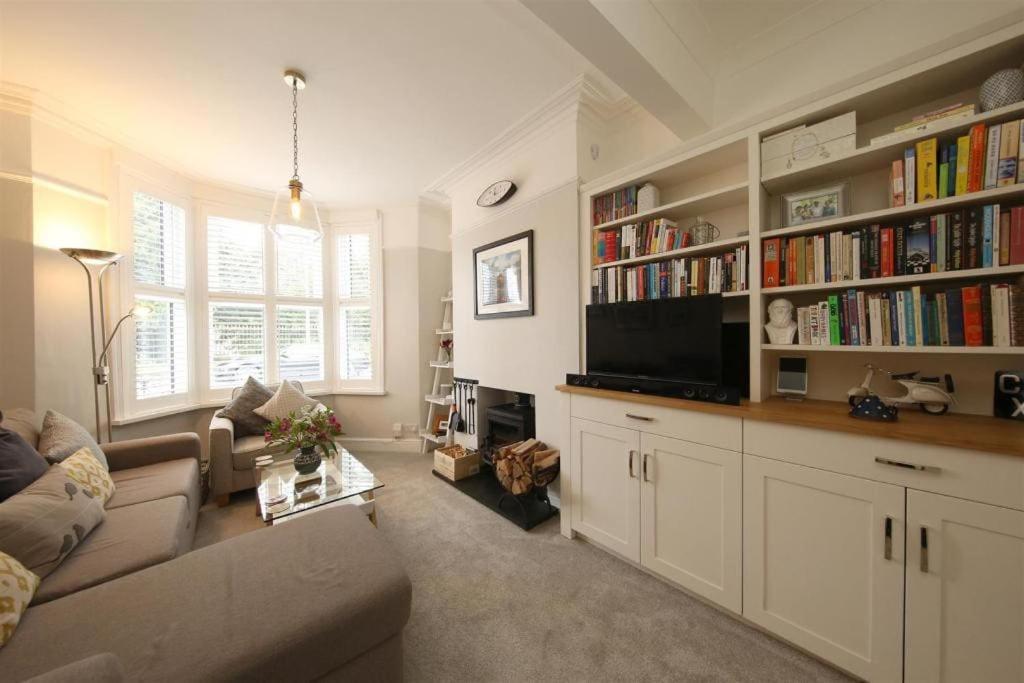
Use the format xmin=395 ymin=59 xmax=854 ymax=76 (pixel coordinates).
xmin=331 ymin=215 xmax=385 ymax=395
xmin=115 ymin=174 xmax=196 ymax=421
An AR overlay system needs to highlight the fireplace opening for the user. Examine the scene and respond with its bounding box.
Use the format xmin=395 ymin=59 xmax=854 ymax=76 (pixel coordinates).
xmin=482 ymin=392 xmax=535 ymax=464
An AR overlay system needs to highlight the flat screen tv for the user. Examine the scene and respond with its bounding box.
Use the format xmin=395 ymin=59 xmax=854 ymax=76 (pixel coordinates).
xmin=586 ymin=296 xmax=722 ymax=385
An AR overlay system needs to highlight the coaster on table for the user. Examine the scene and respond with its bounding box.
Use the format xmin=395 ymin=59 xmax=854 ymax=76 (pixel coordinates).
xmin=263 ymin=493 xmax=288 ymax=507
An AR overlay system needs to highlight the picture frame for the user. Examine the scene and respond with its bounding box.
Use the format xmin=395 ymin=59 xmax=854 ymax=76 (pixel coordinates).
xmin=781 ymin=182 xmax=850 ymax=227
xmin=473 ymin=229 xmax=534 ymax=319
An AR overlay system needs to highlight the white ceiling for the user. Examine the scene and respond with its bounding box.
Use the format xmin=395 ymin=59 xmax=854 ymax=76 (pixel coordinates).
xmin=0 ymin=1 xmax=609 ymax=206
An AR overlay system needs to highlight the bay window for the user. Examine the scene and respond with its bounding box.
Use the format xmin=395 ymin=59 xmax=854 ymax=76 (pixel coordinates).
xmin=335 ymin=220 xmax=383 ymax=392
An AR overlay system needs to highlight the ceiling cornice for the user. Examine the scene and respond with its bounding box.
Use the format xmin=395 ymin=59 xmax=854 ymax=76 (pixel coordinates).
xmin=422 ymin=74 xmax=636 ymax=199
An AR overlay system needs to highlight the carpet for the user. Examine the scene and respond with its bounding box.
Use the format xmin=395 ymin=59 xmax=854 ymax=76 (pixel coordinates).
xmin=196 ymin=451 xmax=851 ymax=682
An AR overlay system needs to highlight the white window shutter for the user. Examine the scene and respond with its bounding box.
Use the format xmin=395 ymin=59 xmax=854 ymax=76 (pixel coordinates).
xmin=209 ymin=302 xmax=266 ymax=388
xmin=277 ymin=304 xmax=324 ymax=382
xmin=207 ymin=216 xmax=264 ymax=295
xmin=134 ymin=295 xmax=187 ymax=399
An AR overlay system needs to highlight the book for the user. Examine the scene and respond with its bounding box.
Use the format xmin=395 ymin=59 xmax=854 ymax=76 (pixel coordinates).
xmin=1000 ymin=210 xmax=1012 ymax=266
xmin=916 ymin=138 xmax=938 ymax=201
xmin=890 ymin=159 xmax=905 ymax=207
xmin=828 ymin=295 xmax=841 ymax=346
xmin=938 ymin=141 xmax=950 ymax=200
xmin=936 ymin=213 xmax=946 ymax=272
xmin=967 ymin=123 xmax=986 ymax=193
xmin=904 ymin=147 xmax=916 ymax=204
xmin=894 ymin=225 xmax=907 ymax=276
xmin=937 ymin=292 xmax=949 ymax=345
xmin=947 ymin=142 xmax=958 ymax=197
xmin=984 ymin=123 xmax=1001 ymax=190
xmin=998 ymin=119 xmax=1020 ymax=187
xmin=982 ymin=205 xmax=994 ymax=269
xmin=954 ymin=134 xmax=971 ymax=195
xmin=1019 ymin=120 xmax=1024 ymax=183
xmin=965 ymin=206 xmax=982 ymax=269
xmin=881 ymin=227 xmax=894 ymax=277
xmin=912 ymin=285 xmax=924 ymax=346
xmin=1010 ymin=284 xmax=1024 ymax=346
xmin=763 ymin=238 xmax=781 ymax=288
xmin=896 ymin=290 xmax=909 ymax=346
xmin=946 ymin=288 xmax=965 ymax=346
xmin=993 ymin=284 xmax=1011 ymax=346
xmin=950 ymin=210 xmax=965 ymax=270
xmin=962 ymin=285 xmax=984 ymax=346
xmin=906 ymin=220 xmax=930 ymax=275
xmin=981 ymin=283 xmax=993 ymax=346
xmin=1012 ymin=207 xmax=1024 ymax=265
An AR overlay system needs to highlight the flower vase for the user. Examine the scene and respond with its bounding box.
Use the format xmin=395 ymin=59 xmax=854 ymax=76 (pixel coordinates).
xmin=293 ymin=445 xmax=322 ymax=475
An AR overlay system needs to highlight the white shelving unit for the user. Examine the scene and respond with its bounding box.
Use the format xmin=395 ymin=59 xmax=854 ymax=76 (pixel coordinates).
xmin=421 ymin=291 xmax=454 ymax=453
xmin=578 ymin=30 xmax=1024 ymax=410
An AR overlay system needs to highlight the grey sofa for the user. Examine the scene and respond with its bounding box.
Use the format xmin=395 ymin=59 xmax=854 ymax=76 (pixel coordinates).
xmin=1 ymin=411 xmax=411 ymax=681
xmin=209 ymin=381 xmax=302 ymax=506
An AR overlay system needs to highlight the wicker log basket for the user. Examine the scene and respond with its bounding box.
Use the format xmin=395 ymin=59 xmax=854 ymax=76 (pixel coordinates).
xmin=492 ymin=439 xmax=560 ymax=495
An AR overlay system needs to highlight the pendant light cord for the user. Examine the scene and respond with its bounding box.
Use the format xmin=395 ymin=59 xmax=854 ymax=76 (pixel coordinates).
xmin=292 ymin=80 xmax=300 ymax=181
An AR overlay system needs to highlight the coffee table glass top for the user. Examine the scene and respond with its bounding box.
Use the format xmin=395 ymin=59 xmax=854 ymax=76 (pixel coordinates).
xmin=256 ymin=447 xmax=383 ymax=523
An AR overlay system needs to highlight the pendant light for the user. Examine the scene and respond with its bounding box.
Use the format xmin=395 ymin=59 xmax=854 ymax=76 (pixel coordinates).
xmin=268 ymin=69 xmax=323 ymax=241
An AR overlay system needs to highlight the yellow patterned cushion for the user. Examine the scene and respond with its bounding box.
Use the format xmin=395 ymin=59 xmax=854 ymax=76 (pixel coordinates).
xmin=0 ymin=551 xmax=39 ymax=648
xmin=57 ymin=448 xmax=115 ymax=504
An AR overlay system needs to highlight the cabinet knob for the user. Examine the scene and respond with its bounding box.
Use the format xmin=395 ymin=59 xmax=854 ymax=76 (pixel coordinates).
xmin=920 ymin=526 xmax=929 ymax=573
xmin=625 ymin=413 xmax=654 ymax=422
xmin=874 ymin=457 xmax=941 ymax=474
xmin=628 ymin=450 xmax=636 ymax=478
xmin=883 ymin=516 xmax=893 ymax=561
xmin=643 ymin=453 xmax=651 ymax=482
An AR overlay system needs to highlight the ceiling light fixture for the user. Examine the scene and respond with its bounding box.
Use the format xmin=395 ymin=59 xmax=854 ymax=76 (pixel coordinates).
xmin=268 ymin=69 xmax=323 ymax=241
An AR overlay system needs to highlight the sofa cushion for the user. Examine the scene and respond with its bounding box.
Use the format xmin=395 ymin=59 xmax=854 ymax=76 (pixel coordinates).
xmin=37 ymin=411 xmax=108 ymax=470
xmin=107 ymin=459 xmax=200 ymax=521
xmin=0 ymin=467 xmax=106 ymax=579
xmin=216 ymin=377 xmax=273 ymax=437
xmin=0 ymin=506 xmax=411 ymax=681
xmin=33 ymin=496 xmax=192 ymax=604
xmin=0 ymin=551 xmax=39 ymax=649
xmin=0 ymin=428 xmax=48 ymax=503
xmin=253 ymin=380 xmax=321 ymax=421
xmin=57 ymin=448 xmax=115 ymax=505
xmin=0 ymin=410 xmax=39 ymax=450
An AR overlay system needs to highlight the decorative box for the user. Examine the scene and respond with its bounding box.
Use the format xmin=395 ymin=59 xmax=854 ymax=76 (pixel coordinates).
xmin=637 ymin=183 xmax=660 ymax=212
xmin=761 ymin=112 xmax=856 ymax=180
xmin=433 ymin=445 xmax=480 ymax=482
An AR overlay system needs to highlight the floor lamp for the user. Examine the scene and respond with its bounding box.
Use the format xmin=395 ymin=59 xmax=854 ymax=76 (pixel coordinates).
xmin=60 ymin=247 xmax=132 ymax=443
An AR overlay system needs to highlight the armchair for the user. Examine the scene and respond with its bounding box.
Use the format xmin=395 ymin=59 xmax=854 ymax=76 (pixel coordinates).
xmin=208 ymin=382 xmax=301 ymax=506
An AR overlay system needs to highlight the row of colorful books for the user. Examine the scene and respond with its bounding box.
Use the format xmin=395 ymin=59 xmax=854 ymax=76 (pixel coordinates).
xmin=591 ymin=246 xmax=748 ymax=304
xmin=890 ymin=120 xmax=1024 ymax=206
xmin=788 ymin=282 xmax=1023 ymax=348
xmin=592 ymin=185 xmax=639 ymax=226
xmin=593 ymin=218 xmax=688 ymax=264
xmin=870 ymin=103 xmax=976 ymax=146
xmin=764 ymin=205 xmax=1024 ymax=288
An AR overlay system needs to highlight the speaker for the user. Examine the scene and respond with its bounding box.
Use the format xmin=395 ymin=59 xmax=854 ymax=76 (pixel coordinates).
xmin=565 ymin=373 xmax=740 ymax=405
xmin=994 ymin=370 xmax=1024 ymax=420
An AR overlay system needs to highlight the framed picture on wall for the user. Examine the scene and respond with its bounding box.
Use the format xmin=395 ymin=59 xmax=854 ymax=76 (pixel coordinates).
xmin=473 ymin=230 xmax=534 ymax=319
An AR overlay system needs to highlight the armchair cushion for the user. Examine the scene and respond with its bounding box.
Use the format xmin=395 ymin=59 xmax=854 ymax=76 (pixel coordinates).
xmin=37 ymin=411 xmax=107 ymax=470
xmin=107 ymin=459 xmax=200 ymax=517
xmin=100 ymin=433 xmax=200 ymax=473
xmin=215 ymin=377 xmax=272 ymax=437
xmin=253 ymin=379 xmax=320 ymax=422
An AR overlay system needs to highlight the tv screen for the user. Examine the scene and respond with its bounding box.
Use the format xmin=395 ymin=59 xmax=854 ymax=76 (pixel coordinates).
xmin=586 ymin=296 xmax=723 ymax=384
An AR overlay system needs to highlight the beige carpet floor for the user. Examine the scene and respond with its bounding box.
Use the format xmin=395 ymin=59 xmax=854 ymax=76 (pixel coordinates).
xmin=196 ymin=450 xmax=851 ymax=682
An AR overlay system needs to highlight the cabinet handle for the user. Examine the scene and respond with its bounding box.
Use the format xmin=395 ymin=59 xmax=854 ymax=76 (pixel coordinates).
xmin=874 ymin=457 xmax=941 ymax=474
xmin=625 ymin=413 xmax=654 ymax=422
xmin=643 ymin=453 xmax=651 ymax=482
xmin=628 ymin=450 xmax=636 ymax=478
xmin=883 ymin=517 xmax=893 ymax=561
xmin=920 ymin=527 xmax=929 ymax=573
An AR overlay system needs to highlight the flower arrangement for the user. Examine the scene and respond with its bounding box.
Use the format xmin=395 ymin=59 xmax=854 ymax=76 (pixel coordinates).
xmin=440 ymin=338 xmax=453 ymax=361
xmin=264 ymin=406 xmax=343 ymax=456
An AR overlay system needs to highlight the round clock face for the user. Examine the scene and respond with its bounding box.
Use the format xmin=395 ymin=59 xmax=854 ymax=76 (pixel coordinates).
xmin=476 ymin=180 xmax=516 ymax=207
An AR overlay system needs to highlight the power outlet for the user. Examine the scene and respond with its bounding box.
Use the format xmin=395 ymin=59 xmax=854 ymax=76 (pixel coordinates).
xmin=404 ymin=423 xmax=418 ymax=436
xmin=392 ymin=422 xmax=403 ymax=438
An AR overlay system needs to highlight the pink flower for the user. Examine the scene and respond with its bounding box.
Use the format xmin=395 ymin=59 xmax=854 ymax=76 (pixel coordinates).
xmin=264 ymin=431 xmax=272 ymax=443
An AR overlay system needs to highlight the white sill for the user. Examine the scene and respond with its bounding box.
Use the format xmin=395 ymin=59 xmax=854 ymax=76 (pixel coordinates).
xmin=111 ymin=389 xmax=388 ymax=426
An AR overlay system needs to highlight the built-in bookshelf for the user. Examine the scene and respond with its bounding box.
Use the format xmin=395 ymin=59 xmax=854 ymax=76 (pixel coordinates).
xmin=580 ymin=30 xmax=1024 ymax=412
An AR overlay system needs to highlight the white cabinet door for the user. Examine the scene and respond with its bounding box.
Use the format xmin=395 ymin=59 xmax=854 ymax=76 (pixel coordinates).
xmin=570 ymin=417 xmax=641 ymax=561
xmin=640 ymin=433 xmax=742 ymax=613
xmin=905 ymin=490 xmax=1024 ymax=683
xmin=744 ymin=455 xmax=905 ymax=682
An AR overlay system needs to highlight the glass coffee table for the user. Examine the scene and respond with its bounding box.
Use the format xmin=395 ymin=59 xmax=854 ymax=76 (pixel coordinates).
xmin=255 ymin=447 xmax=384 ymax=526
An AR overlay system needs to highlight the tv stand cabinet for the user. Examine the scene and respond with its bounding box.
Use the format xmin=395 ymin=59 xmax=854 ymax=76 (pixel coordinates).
xmin=558 ymin=384 xmax=1024 ymax=680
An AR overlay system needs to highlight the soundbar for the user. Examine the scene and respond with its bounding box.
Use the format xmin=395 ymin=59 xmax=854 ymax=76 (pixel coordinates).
xmin=565 ymin=373 xmax=741 ymax=406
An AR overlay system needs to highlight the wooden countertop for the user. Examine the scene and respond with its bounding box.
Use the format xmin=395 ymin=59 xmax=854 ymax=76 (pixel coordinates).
xmin=556 ymin=385 xmax=1024 ymax=458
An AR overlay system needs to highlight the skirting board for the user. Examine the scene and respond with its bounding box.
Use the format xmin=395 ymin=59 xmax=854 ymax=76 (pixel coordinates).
xmin=338 ymin=437 xmax=420 ymax=453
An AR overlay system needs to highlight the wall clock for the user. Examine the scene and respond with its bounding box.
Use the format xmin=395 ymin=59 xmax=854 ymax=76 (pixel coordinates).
xmin=476 ymin=180 xmax=517 ymax=207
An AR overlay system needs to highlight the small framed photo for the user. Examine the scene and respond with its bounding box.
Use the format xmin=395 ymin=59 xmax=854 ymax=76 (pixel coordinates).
xmin=781 ymin=182 xmax=850 ymax=227
xmin=474 ymin=230 xmax=534 ymax=319
xmin=438 ymin=419 xmax=449 ymax=434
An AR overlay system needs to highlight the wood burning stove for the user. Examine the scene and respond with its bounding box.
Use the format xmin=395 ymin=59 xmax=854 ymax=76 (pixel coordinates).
xmin=483 ymin=393 xmax=535 ymax=463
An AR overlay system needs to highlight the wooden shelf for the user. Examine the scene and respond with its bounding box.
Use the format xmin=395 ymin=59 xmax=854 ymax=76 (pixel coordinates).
xmin=556 ymin=385 xmax=1024 ymax=458
xmin=593 ymin=182 xmax=748 ymax=231
xmin=763 ymin=344 xmax=1024 ymax=355
xmin=761 ymin=100 xmax=1024 ymax=194
xmin=763 ymin=264 xmax=1024 ymax=295
xmin=593 ymin=235 xmax=749 ymax=270
xmin=761 ymin=183 xmax=1024 ymax=240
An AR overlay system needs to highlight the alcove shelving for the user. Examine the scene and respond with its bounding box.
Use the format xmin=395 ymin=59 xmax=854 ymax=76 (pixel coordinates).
xmin=580 ymin=29 xmax=1024 ymax=412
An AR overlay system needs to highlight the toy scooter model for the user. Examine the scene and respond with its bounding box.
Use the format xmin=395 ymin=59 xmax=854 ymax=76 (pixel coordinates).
xmin=848 ymin=364 xmax=955 ymax=415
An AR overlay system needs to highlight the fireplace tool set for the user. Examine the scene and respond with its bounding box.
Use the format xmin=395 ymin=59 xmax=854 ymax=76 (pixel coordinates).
xmin=452 ymin=377 xmax=478 ymax=435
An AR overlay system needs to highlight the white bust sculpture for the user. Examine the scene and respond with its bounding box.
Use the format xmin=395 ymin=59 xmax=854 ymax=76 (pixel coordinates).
xmin=764 ymin=298 xmax=797 ymax=345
